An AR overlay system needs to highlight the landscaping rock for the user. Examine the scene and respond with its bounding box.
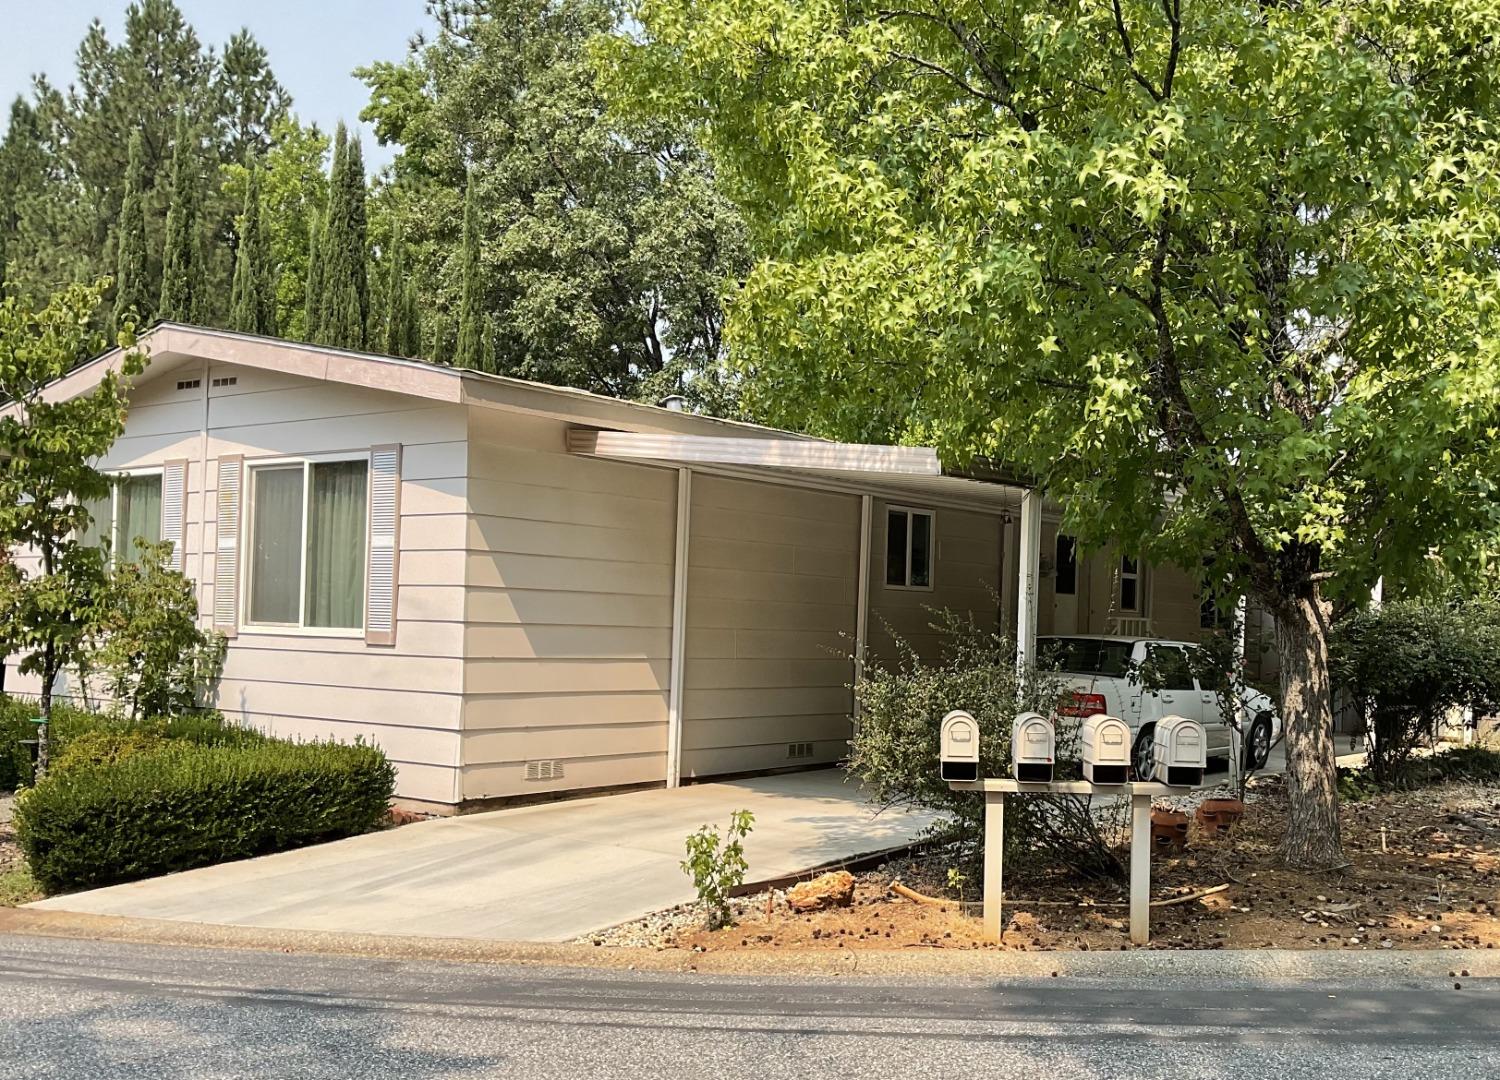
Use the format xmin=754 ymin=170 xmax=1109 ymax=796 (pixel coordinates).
xmin=786 ymin=870 xmax=856 ymax=912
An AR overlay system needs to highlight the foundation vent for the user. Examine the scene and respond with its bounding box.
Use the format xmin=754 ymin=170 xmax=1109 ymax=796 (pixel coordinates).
xmin=525 ymin=759 xmax=564 ymax=781
xmin=176 ymin=378 xmax=201 ymax=391
xmin=787 ymin=742 xmax=814 ymax=760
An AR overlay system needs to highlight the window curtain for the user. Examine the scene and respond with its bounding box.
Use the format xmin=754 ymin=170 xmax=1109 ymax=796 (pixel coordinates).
xmin=304 ymin=460 xmax=367 ymax=629
xmin=116 ymin=475 xmax=162 ymax=560
xmin=78 ymin=491 xmax=112 ymax=552
xmin=250 ymin=466 xmax=304 ymax=624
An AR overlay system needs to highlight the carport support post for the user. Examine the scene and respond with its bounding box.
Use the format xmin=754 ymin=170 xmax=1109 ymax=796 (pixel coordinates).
xmin=1014 ymin=488 xmax=1041 ymax=675
xmin=1129 ymin=792 xmax=1152 ymax=945
xmin=983 ymin=791 xmax=1005 ymax=941
xmin=666 ymin=468 xmax=691 ymax=788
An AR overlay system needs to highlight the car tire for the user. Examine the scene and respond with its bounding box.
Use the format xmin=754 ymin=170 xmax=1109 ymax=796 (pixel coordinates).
xmin=1245 ymin=714 xmax=1272 ymax=772
xmin=1132 ymin=724 xmax=1156 ymax=781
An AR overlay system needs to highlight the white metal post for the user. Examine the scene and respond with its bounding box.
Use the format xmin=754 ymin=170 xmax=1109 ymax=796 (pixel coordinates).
xmin=983 ymin=791 xmax=1005 ymax=942
xmin=1015 ymin=488 xmax=1042 ymax=674
xmin=853 ymin=495 xmax=872 ymax=730
xmin=1130 ymin=792 xmax=1152 ymax=945
xmin=665 ymin=468 xmax=692 ymax=788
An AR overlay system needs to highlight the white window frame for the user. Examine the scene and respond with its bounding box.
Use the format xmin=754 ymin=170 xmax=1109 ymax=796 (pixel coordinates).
xmin=1119 ymin=556 xmax=1142 ymax=613
xmin=89 ymin=465 xmax=164 ymax=563
xmin=240 ymin=451 xmax=370 ymax=638
xmin=884 ymin=505 xmax=936 ymax=592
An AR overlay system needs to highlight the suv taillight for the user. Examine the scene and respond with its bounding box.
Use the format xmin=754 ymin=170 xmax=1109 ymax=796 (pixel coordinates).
xmin=1060 ymin=692 xmax=1106 ymax=718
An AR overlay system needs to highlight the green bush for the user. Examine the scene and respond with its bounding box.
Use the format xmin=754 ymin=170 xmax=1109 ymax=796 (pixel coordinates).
xmin=49 ymin=728 xmax=167 ymax=778
xmin=850 ymin=609 xmax=1126 ymax=881
xmin=14 ymin=737 xmax=396 ymax=892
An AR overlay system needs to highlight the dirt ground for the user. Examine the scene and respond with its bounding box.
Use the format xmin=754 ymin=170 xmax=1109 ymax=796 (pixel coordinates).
xmin=668 ymin=778 xmax=1500 ymax=953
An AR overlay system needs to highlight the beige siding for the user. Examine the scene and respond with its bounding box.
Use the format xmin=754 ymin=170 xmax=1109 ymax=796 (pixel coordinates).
xmin=459 ymin=408 xmax=676 ymax=801
xmin=680 ymin=475 xmax=860 ymax=778
xmin=5 ymin=359 xmax=470 ymax=805
xmin=866 ymin=500 xmax=1003 ymax=665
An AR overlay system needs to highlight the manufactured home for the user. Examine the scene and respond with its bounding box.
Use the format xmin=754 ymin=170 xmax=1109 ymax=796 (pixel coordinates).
xmin=5 ymin=325 xmax=1271 ymax=810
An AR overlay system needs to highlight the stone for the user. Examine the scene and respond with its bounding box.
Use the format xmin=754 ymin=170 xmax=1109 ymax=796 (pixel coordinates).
xmin=786 ymin=870 xmax=856 ymax=912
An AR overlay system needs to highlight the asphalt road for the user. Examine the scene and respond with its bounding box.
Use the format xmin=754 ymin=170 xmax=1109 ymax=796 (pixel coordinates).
xmin=0 ymin=934 xmax=1496 ymax=1079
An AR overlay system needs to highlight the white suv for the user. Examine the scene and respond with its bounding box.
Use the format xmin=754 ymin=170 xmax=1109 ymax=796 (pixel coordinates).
xmin=1037 ymin=635 xmax=1281 ymax=779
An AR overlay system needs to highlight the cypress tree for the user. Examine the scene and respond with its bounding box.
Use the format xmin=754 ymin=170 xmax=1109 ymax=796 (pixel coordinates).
xmin=454 ymin=176 xmax=486 ymax=370
xmin=303 ymin=207 xmax=324 ymax=341
xmin=400 ymin=279 xmax=422 ymax=358
xmin=158 ymin=115 xmax=200 ymax=323
xmin=112 ymin=131 xmax=151 ymax=335
xmin=383 ymin=216 xmax=413 ymax=356
xmin=230 ymin=159 xmax=275 ymax=336
xmin=318 ymin=124 xmax=369 ymax=349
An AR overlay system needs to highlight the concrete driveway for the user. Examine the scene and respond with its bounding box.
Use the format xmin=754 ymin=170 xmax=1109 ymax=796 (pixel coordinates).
xmin=30 ymin=770 xmax=937 ymax=942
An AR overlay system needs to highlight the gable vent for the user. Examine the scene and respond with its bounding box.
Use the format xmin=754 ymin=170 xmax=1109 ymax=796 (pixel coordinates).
xmin=176 ymin=378 xmax=201 ymax=391
xmin=211 ymin=375 xmax=238 ymax=388
xmin=787 ymin=742 xmax=815 ymax=760
xmin=525 ymin=760 xmax=564 ymax=781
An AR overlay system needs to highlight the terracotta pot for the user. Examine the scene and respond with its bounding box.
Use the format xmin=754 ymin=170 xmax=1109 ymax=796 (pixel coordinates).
xmin=1150 ymin=808 xmax=1190 ymax=853
xmin=1195 ymin=797 xmax=1246 ymax=836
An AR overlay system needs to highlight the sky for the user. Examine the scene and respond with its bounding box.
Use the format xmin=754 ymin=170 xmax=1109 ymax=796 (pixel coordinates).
xmin=0 ymin=0 xmax=434 ymax=169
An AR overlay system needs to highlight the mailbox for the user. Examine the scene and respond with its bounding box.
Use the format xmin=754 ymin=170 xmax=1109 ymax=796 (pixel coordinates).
xmin=1152 ymin=714 xmax=1207 ymax=787
xmin=1081 ymin=713 xmax=1131 ymax=785
xmin=1011 ymin=711 xmax=1055 ymax=783
xmin=940 ymin=710 xmax=981 ymax=782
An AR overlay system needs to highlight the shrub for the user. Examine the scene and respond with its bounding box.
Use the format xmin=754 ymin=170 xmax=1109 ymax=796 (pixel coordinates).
xmin=0 ymin=698 xmax=115 ymax=791
xmin=49 ymin=728 xmax=166 ymax=778
xmin=850 ymin=609 xmax=1126 ymax=881
xmin=681 ymin=809 xmax=754 ymax=929
xmin=14 ymin=737 xmax=396 ymax=892
xmin=1331 ymin=597 xmax=1500 ymax=784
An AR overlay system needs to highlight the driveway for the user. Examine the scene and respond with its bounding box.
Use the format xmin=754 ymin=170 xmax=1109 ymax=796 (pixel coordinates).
xmin=30 ymin=770 xmax=937 ymax=942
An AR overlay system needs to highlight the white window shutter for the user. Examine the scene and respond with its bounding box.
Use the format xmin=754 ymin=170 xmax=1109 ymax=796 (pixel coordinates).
xmin=365 ymin=444 xmax=401 ymax=646
xmin=161 ymin=459 xmax=188 ymax=572
xmin=213 ymin=455 xmax=243 ymax=638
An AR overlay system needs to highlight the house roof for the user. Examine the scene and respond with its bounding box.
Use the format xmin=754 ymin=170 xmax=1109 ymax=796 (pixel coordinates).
xmin=32 ymin=322 xmax=1032 ymax=511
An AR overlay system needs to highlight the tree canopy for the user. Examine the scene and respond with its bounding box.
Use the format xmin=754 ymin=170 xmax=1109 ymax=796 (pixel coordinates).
xmin=608 ymin=0 xmax=1500 ymax=865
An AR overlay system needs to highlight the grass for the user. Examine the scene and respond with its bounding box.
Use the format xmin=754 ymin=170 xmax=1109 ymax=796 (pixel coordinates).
xmin=0 ymin=864 xmax=41 ymax=907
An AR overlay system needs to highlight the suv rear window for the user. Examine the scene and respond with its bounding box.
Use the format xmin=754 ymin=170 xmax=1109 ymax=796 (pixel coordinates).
xmin=1040 ymin=638 xmax=1134 ymax=677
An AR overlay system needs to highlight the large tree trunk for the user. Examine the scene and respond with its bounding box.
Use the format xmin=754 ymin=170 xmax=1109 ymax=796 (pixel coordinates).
xmin=1275 ymin=588 xmax=1345 ymax=869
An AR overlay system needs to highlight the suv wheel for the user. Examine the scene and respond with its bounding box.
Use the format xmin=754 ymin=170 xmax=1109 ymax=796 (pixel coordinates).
xmin=1245 ymin=714 xmax=1272 ymax=772
xmin=1132 ymin=724 xmax=1156 ymax=781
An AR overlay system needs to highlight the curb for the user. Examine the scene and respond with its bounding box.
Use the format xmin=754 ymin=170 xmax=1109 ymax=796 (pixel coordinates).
xmin=2 ymin=908 xmax=1495 ymax=982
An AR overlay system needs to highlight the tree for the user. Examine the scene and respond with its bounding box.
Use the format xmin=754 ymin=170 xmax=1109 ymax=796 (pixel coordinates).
xmin=359 ymin=0 xmax=748 ymax=403
xmin=229 ymin=160 xmax=276 ymax=336
xmin=158 ymin=115 xmax=200 ymax=323
xmin=453 ymin=176 xmax=487 ymax=370
xmin=0 ymin=283 xmax=146 ymax=774
xmin=303 ymin=207 xmax=325 ymax=342
xmin=383 ymin=215 xmax=421 ymax=357
xmin=612 ymin=0 xmax=1500 ymax=867
xmin=112 ymin=131 xmax=151 ymax=334
xmin=314 ymin=124 xmax=370 ymax=349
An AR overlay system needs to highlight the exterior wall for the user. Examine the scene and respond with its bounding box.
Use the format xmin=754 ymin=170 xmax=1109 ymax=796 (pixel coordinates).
xmin=459 ymin=408 xmax=676 ymax=800
xmin=865 ymin=500 xmax=1003 ymax=665
xmin=4 ymin=358 xmax=471 ymax=805
xmin=679 ymin=474 xmax=860 ymax=777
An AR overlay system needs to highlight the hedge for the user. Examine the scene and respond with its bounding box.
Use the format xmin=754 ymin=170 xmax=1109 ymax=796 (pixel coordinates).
xmin=0 ymin=696 xmax=265 ymax=791
xmin=14 ymin=737 xmax=396 ymax=892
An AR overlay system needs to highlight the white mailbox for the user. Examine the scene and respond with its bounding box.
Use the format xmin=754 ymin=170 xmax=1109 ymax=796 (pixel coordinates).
xmin=1011 ymin=712 xmax=1055 ymax=783
xmin=940 ymin=710 xmax=981 ymax=782
xmin=1081 ymin=713 xmax=1131 ymax=785
xmin=1153 ymin=714 xmax=1207 ymax=787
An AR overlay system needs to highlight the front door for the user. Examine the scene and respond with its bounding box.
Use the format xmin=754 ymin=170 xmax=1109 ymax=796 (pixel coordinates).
xmin=1052 ymin=533 xmax=1078 ymax=635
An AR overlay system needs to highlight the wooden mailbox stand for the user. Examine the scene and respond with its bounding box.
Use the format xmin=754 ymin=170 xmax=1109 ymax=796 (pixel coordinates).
xmin=944 ymin=778 xmax=1193 ymax=946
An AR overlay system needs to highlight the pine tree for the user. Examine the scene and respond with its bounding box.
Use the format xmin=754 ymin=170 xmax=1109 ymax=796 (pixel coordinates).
xmin=317 ymin=124 xmax=369 ymax=349
xmin=229 ymin=160 xmax=275 ymax=335
xmin=111 ymin=131 xmax=150 ymax=335
xmin=158 ymin=115 xmax=200 ymax=323
xmin=453 ymin=176 xmax=486 ymax=370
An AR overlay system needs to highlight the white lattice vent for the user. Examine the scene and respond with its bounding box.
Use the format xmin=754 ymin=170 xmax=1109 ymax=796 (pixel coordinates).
xmin=525 ymin=760 xmax=565 ymax=781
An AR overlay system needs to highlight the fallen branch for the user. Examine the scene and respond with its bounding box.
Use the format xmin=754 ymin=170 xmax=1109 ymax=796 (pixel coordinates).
xmin=890 ymin=880 xmax=1230 ymax=910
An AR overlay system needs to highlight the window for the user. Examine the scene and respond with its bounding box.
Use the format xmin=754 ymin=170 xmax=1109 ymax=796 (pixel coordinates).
xmin=885 ymin=507 xmax=934 ymax=589
xmin=1199 ymin=556 xmax=1225 ymax=629
xmin=1146 ymin=644 xmax=1196 ymax=691
xmin=246 ymin=457 xmax=368 ymax=630
xmin=81 ymin=472 xmax=162 ymax=562
xmin=1040 ymin=637 xmax=1134 ymax=677
xmin=1119 ymin=556 xmax=1140 ymax=612
xmin=1054 ymin=534 xmax=1077 ymax=595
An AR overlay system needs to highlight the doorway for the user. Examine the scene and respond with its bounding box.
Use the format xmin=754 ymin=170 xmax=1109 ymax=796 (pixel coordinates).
xmin=1053 ymin=532 xmax=1078 ymax=635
